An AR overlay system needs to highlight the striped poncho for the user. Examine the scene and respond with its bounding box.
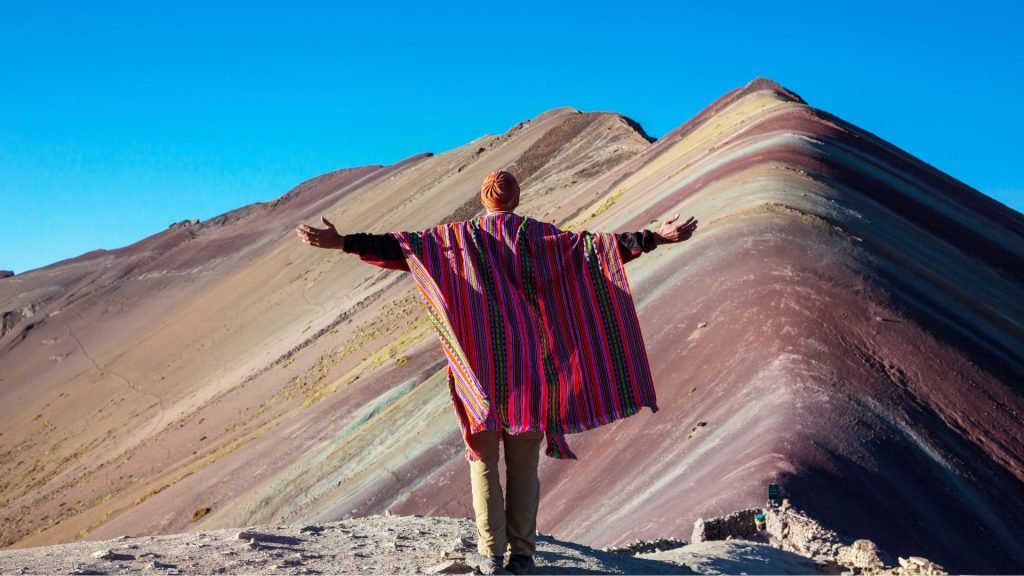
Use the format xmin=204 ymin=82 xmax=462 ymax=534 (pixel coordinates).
xmin=392 ymin=212 xmax=657 ymax=460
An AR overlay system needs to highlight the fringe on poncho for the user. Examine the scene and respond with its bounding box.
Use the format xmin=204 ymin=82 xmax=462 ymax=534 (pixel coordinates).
xmin=392 ymin=212 xmax=657 ymax=460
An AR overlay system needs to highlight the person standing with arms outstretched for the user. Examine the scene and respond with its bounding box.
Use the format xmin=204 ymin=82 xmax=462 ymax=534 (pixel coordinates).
xmin=298 ymin=170 xmax=697 ymax=574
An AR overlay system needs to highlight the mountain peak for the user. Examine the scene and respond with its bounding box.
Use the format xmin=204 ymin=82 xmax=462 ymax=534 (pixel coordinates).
xmin=740 ymin=77 xmax=806 ymax=104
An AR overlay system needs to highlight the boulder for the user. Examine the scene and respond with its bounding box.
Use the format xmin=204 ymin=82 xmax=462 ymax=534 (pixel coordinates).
xmin=836 ymin=539 xmax=884 ymax=570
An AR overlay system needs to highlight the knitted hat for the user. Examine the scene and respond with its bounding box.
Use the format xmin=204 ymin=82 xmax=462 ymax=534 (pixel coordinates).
xmin=480 ymin=170 xmax=520 ymax=212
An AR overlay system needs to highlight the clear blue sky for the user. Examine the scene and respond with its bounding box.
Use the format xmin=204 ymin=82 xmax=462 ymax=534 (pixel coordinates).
xmin=2 ymin=0 xmax=1022 ymax=274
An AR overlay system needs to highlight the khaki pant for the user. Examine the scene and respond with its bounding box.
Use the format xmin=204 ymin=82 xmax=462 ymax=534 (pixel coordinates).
xmin=467 ymin=430 xmax=544 ymax=557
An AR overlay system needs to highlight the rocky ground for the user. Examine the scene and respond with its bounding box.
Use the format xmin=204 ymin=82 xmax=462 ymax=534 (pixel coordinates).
xmin=0 ymin=509 xmax=948 ymax=575
xmin=0 ymin=515 xmax=693 ymax=575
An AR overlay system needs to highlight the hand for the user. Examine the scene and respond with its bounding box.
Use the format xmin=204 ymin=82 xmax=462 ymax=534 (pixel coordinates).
xmin=655 ymin=214 xmax=698 ymax=245
xmin=296 ymin=216 xmax=345 ymax=249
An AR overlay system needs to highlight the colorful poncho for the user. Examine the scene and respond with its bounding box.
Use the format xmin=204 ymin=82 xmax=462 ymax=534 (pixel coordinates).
xmin=392 ymin=213 xmax=657 ymax=460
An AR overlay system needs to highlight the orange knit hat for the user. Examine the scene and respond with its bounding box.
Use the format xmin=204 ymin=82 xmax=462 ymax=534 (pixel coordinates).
xmin=480 ymin=170 xmax=520 ymax=212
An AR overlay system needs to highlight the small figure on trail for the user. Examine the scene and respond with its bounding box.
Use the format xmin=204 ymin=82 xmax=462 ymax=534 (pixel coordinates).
xmin=297 ymin=170 xmax=697 ymax=574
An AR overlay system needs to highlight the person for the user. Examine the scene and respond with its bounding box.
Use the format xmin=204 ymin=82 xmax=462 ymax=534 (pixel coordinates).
xmin=297 ymin=170 xmax=697 ymax=574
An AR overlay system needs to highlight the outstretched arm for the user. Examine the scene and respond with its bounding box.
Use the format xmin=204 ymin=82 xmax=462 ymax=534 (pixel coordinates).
xmin=296 ymin=217 xmax=408 ymax=271
xmin=618 ymin=214 xmax=698 ymax=263
xmin=296 ymin=216 xmax=345 ymax=249
xmin=654 ymin=214 xmax=698 ymax=244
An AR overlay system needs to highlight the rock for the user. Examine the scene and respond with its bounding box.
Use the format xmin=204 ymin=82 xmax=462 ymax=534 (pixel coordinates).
xmin=168 ymin=219 xmax=200 ymax=229
xmin=191 ymin=506 xmax=212 ymax=522
xmin=836 ymin=539 xmax=884 ymax=570
xmin=0 ymin=270 xmax=13 ymax=279
xmin=89 ymin=548 xmax=134 ymax=561
xmin=423 ymin=559 xmax=475 ymax=574
xmin=604 ymin=537 xmax=687 ymax=555
xmin=235 ymin=530 xmax=263 ymax=541
xmin=889 ymin=555 xmax=946 ymax=575
xmin=690 ymin=509 xmax=760 ymax=542
xmin=1 ymin=304 xmax=39 ymax=338
xmin=448 ymin=537 xmax=475 ymax=553
xmin=762 ymin=506 xmax=843 ymax=559
xmin=691 ymin=518 xmax=707 ymax=543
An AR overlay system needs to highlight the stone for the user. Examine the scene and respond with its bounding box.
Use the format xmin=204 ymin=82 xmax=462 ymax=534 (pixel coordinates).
xmin=88 ymin=548 xmax=134 ymax=562
xmin=762 ymin=506 xmax=844 ymax=559
xmin=448 ymin=537 xmax=475 ymax=553
xmin=603 ymin=537 xmax=686 ymax=556
xmin=423 ymin=560 xmax=475 ymax=574
xmin=691 ymin=518 xmax=707 ymax=543
xmin=836 ymin=539 xmax=884 ymax=570
xmin=690 ymin=509 xmax=760 ymax=542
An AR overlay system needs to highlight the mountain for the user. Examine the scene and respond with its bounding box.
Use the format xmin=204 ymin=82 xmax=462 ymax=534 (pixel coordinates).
xmin=1 ymin=79 xmax=1021 ymax=573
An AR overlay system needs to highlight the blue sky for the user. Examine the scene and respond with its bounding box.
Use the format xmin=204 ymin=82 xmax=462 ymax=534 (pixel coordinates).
xmin=2 ymin=0 xmax=1022 ymax=274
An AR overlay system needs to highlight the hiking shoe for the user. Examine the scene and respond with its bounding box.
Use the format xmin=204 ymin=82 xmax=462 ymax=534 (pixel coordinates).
xmin=466 ymin=553 xmax=508 ymax=575
xmin=505 ymin=554 xmax=535 ymax=575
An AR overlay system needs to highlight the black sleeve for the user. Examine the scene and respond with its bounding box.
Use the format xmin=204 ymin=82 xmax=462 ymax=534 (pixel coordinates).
xmin=617 ymin=230 xmax=658 ymax=263
xmin=342 ymin=233 xmax=405 ymax=261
